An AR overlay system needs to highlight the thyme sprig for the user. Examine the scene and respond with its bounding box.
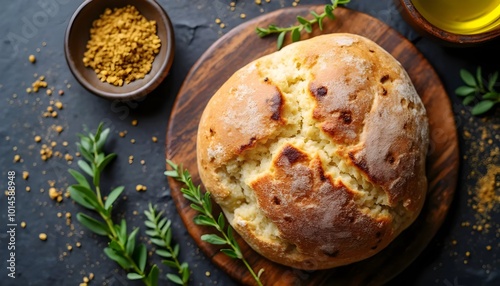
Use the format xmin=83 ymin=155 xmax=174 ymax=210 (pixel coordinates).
xmin=256 ymin=0 xmax=350 ymax=50
xmin=144 ymin=203 xmax=190 ymax=286
xmin=456 ymin=67 xmax=499 ymax=115
xmin=165 ymin=160 xmax=264 ymax=286
xmin=68 ymin=123 xmax=158 ymax=286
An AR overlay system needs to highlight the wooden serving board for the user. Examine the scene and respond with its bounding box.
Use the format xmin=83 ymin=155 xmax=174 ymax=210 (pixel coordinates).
xmin=166 ymin=6 xmax=459 ymax=286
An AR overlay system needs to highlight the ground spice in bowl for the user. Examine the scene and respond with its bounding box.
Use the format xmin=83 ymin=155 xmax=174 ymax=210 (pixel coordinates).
xmin=82 ymin=5 xmax=161 ymax=86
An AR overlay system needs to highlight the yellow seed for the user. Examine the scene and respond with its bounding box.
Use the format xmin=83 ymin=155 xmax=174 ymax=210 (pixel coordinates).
xmin=205 ymin=271 xmax=211 ymax=277
xmin=26 ymin=186 xmax=31 ymax=192
xmin=23 ymin=171 xmax=29 ymax=180
xmin=486 ymin=245 xmax=492 ymax=251
xmin=55 ymin=125 xmax=63 ymax=133
xmin=255 ymin=0 xmax=262 ymax=4
xmin=66 ymin=212 xmax=72 ymax=219
xmin=67 ymin=245 xmax=73 ymax=251
xmin=215 ymin=18 xmax=221 ymax=24
xmin=130 ymin=139 xmax=136 ymax=144
xmin=55 ymin=101 xmax=63 ymax=109
xmin=131 ymin=119 xmax=138 ymax=126
xmin=21 ymin=222 xmax=27 ymax=228
xmin=62 ymin=141 xmax=68 ymax=146
xmin=13 ymin=155 xmax=21 ymax=162
xmin=465 ymin=251 xmax=470 ymax=257
xmin=29 ymin=55 xmax=36 ymax=63
xmin=65 ymin=154 xmax=73 ymax=161
xmin=79 ymin=283 xmax=87 ymax=286
xmin=230 ymin=2 xmax=236 ymax=7
xmin=26 ymin=87 xmax=32 ymax=93
xmin=76 ymin=242 xmax=82 ymax=248
xmin=152 ymin=136 xmax=158 ymax=143
xmin=58 ymin=90 xmax=64 ymax=95
xmin=136 ymin=184 xmax=143 ymax=192
xmin=220 ymin=23 xmax=226 ymax=29
xmin=39 ymin=233 xmax=47 ymax=241
xmin=49 ymin=187 xmax=59 ymax=199
xmin=46 ymin=89 xmax=52 ymax=95
xmin=57 ymin=212 xmax=62 ymax=218
xmin=51 ymin=111 xmax=58 ymax=118
xmin=34 ymin=135 xmax=42 ymax=142
xmin=119 ymin=131 xmax=126 ymax=137
xmin=140 ymin=160 xmax=145 ymax=165
xmin=51 ymin=141 xmax=57 ymax=147
xmin=240 ymin=13 xmax=246 ymax=19
xmin=83 ymin=277 xmax=89 ymax=283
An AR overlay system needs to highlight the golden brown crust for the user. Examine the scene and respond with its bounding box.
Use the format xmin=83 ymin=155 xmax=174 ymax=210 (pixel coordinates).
xmin=197 ymin=33 xmax=429 ymax=270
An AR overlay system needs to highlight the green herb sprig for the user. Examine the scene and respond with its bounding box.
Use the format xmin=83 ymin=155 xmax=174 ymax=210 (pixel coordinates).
xmin=256 ymin=0 xmax=350 ymax=50
xmin=68 ymin=123 xmax=159 ymax=286
xmin=144 ymin=203 xmax=190 ymax=286
xmin=456 ymin=67 xmax=499 ymax=115
xmin=165 ymin=160 xmax=264 ymax=286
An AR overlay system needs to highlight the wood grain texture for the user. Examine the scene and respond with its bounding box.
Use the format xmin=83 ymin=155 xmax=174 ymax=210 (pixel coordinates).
xmin=166 ymin=6 xmax=459 ymax=286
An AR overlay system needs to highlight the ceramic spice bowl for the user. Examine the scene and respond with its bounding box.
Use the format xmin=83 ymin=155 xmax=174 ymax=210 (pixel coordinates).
xmin=64 ymin=0 xmax=175 ymax=101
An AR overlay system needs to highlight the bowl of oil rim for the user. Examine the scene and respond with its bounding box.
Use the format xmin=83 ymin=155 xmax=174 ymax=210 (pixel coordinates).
xmin=64 ymin=0 xmax=175 ymax=100
xmin=397 ymin=0 xmax=500 ymax=46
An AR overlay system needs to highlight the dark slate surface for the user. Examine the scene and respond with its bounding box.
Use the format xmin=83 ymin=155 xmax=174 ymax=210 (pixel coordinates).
xmin=0 ymin=0 xmax=498 ymax=285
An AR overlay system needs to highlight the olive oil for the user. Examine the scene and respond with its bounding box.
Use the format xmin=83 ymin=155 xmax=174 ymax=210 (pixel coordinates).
xmin=412 ymin=0 xmax=500 ymax=34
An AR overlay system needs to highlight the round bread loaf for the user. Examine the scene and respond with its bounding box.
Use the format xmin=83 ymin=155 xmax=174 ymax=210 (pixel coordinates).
xmin=197 ymin=33 xmax=429 ymax=270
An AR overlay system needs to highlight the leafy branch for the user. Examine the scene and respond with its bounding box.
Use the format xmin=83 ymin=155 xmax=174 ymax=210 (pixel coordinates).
xmin=144 ymin=204 xmax=190 ymax=286
xmin=165 ymin=160 xmax=264 ymax=286
xmin=456 ymin=67 xmax=499 ymax=115
xmin=256 ymin=0 xmax=350 ymax=50
xmin=68 ymin=123 xmax=158 ymax=286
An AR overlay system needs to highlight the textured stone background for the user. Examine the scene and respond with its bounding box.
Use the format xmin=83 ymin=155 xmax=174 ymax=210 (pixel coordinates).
xmin=0 ymin=0 xmax=498 ymax=285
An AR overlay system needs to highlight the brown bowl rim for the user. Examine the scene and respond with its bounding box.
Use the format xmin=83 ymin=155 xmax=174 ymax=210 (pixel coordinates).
xmin=64 ymin=0 xmax=175 ymax=100
xmin=397 ymin=0 xmax=500 ymax=45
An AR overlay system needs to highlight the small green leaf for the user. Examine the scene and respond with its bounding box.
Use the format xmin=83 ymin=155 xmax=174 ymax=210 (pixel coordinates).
xmin=119 ymin=219 xmax=127 ymax=244
xmin=167 ymin=274 xmax=184 ymax=285
xmin=77 ymin=160 xmax=93 ymax=177
xmin=135 ymin=243 xmax=147 ymax=272
xmin=201 ymin=234 xmax=227 ymax=245
xmin=77 ymin=213 xmax=109 ymax=236
xmin=162 ymin=259 xmax=178 ymax=268
xmin=217 ymin=213 xmax=225 ymax=230
xmin=488 ymin=72 xmax=498 ymax=91
xmin=173 ymin=244 xmax=180 ymax=257
xmin=145 ymin=220 xmax=156 ymax=229
xmin=93 ymin=122 xmax=104 ymax=142
xmin=98 ymin=153 xmax=117 ymax=172
xmin=255 ymin=27 xmax=270 ymax=37
xmin=193 ymin=215 xmax=218 ymax=228
xmin=325 ymin=5 xmax=335 ymax=19
xmin=147 ymin=265 xmax=159 ymax=286
xmin=476 ymin=67 xmax=484 ymax=90
xmin=151 ymin=238 xmax=166 ymax=247
xmin=80 ymin=136 xmax=92 ymax=153
xmin=165 ymin=228 xmax=172 ymax=245
xmin=77 ymin=145 xmax=93 ymax=162
xmin=108 ymin=240 xmax=121 ymax=252
xmin=69 ymin=186 xmax=95 ymax=210
xmin=291 ymin=28 xmax=300 ymax=42
xmin=158 ymin=217 xmax=168 ymax=230
xmin=455 ymin=86 xmax=476 ymax=96
xmin=96 ymin=128 xmax=110 ymax=152
xmin=460 ymin=69 xmax=476 ymax=86
xmin=277 ymin=31 xmax=286 ymax=50
xmin=297 ymin=16 xmax=309 ymax=25
xmin=145 ymin=230 xmax=157 ymax=237
xmin=155 ymin=249 xmax=173 ymax=258
xmin=190 ymin=203 xmax=205 ymax=213
xmin=203 ymin=192 xmax=212 ymax=213
xmin=471 ymin=100 xmax=495 ymax=115
xmin=126 ymin=228 xmax=139 ymax=256
xmin=104 ymin=186 xmax=124 ymax=210
xmin=318 ymin=16 xmax=324 ymax=30
xmin=482 ymin=92 xmax=499 ymax=100
xmin=164 ymin=170 xmax=178 ymax=178
xmin=181 ymin=263 xmax=190 ymax=282
xmin=68 ymin=169 xmax=91 ymax=189
xmin=127 ymin=273 xmax=144 ymax=280
xmin=104 ymin=247 xmax=131 ymax=269
xmin=304 ymin=23 xmax=312 ymax=33
xmin=463 ymin=95 xmax=475 ymax=105
xmin=220 ymin=248 xmax=239 ymax=259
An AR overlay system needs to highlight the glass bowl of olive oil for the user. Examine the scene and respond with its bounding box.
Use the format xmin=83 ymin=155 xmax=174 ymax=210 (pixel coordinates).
xmin=397 ymin=0 xmax=500 ymax=45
